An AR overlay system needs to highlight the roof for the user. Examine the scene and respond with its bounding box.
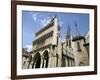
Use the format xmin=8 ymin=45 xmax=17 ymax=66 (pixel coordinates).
xmin=35 ymin=16 xmax=55 ymax=36
xmin=72 ymin=36 xmax=85 ymax=41
xmin=35 ymin=16 xmax=60 ymax=37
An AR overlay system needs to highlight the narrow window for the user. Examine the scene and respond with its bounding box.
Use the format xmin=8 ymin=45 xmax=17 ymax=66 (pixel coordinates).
xmin=69 ymin=40 xmax=71 ymax=48
xmin=66 ymin=41 xmax=68 ymax=46
xmin=57 ymin=36 xmax=58 ymax=45
xmin=77 ymin=41 xmax=81 ymax=51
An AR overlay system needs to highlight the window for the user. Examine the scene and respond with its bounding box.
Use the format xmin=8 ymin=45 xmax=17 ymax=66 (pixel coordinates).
xmin=66 ymin=41 xmax=68 ymax=46
xmin=42 ymin=50 xmax=49 ymax=68
xmin=77 ymin=42 xmax=81 ymax=51
xmin=69 ymin=40 xmax=71 ymax=48
xmin=57 ymin=36 xmax=58 ymax=45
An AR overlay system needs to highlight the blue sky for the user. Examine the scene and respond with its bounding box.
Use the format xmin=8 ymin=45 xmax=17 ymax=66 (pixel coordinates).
xmin=22 ymin=10 xmax=89 ymax=52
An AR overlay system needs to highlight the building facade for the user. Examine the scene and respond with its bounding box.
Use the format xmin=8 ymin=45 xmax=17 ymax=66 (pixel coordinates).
xmin=22 ymin=48 xmax=30 ymax=69
xmin=22 ymin=16 xmax=89 ymax=69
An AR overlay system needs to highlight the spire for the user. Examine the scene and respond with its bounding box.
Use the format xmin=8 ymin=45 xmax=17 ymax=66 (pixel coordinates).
xmin=72 ymin=22 xmax=84 ymax=41
xmin=66 ymin=24 xmax=71 ymax=39
xmin=51 ymin=15 xmax=57 ymax=22
xmin=75 ymin=22 xmax=80 ymax=37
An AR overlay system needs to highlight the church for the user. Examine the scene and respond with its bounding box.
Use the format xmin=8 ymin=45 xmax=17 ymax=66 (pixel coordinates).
xmin=22 ymin=15 xmax=89 ymax=69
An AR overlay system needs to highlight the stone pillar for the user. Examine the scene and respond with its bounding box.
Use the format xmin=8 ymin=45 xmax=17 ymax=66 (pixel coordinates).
xmin=65 ymin=57 xmax=68 ymax=67
xmin=57 ymin=38 xmax=62 ymax=67
xmin=48 ymin=57 xmax=51 ymax=68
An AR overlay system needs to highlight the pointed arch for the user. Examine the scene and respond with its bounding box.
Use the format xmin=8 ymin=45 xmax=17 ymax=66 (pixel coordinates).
xmin=32 ymin=52 xmax=41 ymax=68
xmin=42 ymin=50 xmax=49 ymax=68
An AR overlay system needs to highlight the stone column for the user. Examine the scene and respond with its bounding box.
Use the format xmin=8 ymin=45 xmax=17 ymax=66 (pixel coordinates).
xmin=48 ymin=55 xmax=52 ymax=68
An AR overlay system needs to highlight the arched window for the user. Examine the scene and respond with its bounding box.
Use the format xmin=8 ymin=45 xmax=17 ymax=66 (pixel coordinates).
xmin=42 ymin=50 xmax=49 ymax=68
xmin=32 ymin=52 xmax=41 ymax=68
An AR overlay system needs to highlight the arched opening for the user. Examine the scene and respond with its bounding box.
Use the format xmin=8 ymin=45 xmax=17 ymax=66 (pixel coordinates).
xmin=32 ymin=52 xmax=41 ymax=68
xmin=42 ymin=50 xmax=49 ymax=68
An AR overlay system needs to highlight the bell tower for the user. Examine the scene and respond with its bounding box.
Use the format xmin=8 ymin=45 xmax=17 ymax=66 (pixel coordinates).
xmin=72 ymin=22 xmax=89 ymax=66
xmin=66 ymin=24 xmax=72 ymax=48
xmin=62 ymin=24 xmax=75 ymax=67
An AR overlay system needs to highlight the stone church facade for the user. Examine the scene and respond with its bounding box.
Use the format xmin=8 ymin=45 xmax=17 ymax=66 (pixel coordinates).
xmin=22 ymin=16 xmax=89 ymax=69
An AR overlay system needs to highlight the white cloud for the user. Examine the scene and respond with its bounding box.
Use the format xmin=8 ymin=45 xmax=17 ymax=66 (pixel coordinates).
xmin=59 ymin=21 xmax=63 ymax=26
xmin=32 ymin=14 xmax=51 ymax=28
xmin=40 ymin=17 xmax=51 ymax=27
xmin=25 ymin=44 xmax=32 ymax=52
xmin=32 ymin=13 xmax=37 ymax=21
